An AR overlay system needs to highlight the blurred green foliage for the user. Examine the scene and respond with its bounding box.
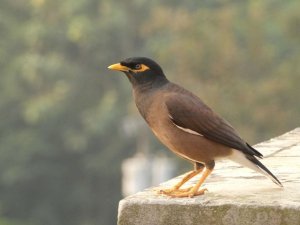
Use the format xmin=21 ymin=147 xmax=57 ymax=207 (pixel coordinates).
xmin=0 ymin=0 xmax=299 ymax=224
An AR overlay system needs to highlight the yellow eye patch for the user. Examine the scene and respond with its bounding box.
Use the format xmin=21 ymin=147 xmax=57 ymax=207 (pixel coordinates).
xmin=131 ymin=64 xmax=150 ymax=73
xmin=108 ymin=63 xmax=150 ymax=73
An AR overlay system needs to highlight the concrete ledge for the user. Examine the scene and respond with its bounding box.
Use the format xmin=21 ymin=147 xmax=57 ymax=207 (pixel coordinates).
xmin=118 ymin=128 xmax=300 ymax=225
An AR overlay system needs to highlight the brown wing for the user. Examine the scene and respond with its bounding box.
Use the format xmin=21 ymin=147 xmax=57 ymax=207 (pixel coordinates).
xmin=165 ymin=93 xmax=263 ymax=158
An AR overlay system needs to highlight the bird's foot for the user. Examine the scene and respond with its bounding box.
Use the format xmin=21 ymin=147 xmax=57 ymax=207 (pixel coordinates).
xmin=157 ymin=186 xmax=193 ymax=195
xmin=168 ymin=188 xmax=207 ymax=198
xmin=157 ymin=186 xmax=207 ymax=198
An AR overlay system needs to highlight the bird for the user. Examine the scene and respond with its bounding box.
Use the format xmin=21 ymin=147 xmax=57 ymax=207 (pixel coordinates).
xmin=108 ymin=57 xmax=282 ymax=197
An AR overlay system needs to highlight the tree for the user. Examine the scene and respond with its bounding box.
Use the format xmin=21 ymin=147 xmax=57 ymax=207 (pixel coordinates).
xmin=0 ymin=0 xmax=299 ymax=224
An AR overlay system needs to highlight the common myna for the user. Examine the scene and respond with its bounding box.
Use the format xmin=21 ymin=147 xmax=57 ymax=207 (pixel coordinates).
xmin=108 ymin=57 xmax=282 ymax=197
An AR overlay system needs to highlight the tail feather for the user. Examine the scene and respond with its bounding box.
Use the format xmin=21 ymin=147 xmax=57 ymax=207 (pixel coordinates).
xmin=246 ymin=155 xmax=283 ymax=187
xmin=228 ymin=150 xmax=283 ymax=187
xmin=246 ymin=143 xmax=263 ymax=158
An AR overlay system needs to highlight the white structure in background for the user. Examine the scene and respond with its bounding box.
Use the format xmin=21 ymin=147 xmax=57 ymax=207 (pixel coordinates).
xmin=151 ymin=154 xmax=175 ymax=186
xmin=122 ymin=152 xmax=175 ymax=197
xmin=121 ymin=115 xmax=176 ymax=196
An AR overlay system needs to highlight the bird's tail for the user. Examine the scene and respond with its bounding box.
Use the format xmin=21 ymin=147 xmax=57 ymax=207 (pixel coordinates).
xmin=228 ymin=150 xmax=283 ymax=187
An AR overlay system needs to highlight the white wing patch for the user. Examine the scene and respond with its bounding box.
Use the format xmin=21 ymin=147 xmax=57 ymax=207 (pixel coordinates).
xmin=174 ymin=123 xmax=204 ymax=136
xmin=168 ymin=114 xmax=203 ymax=136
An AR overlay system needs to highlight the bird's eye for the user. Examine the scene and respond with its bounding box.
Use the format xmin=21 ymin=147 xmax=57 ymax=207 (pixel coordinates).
xmin=134 ymin=64 xmax=142 ymax=70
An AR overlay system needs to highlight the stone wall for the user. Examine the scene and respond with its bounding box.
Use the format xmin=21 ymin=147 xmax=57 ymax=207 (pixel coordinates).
xmin=118 ymin=128 xmax=300 ymax=225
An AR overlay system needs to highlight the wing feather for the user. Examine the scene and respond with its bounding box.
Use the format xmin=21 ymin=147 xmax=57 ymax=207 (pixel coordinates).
xmin=165 ymin=93 xmax=262 ymax=158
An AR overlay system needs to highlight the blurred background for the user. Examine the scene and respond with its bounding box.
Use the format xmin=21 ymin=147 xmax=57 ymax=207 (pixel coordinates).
xmin=0 ymin=0 xmax=299 ymax=224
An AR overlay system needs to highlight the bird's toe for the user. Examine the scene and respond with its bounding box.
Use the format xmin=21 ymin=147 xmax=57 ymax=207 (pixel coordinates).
xmin=158 ymin=186 xmax=193 ymax=195
xmin=158 ymin=186 xmax=207 ymax=198
xmin=170 ymin=188 xmax=207 ymax=198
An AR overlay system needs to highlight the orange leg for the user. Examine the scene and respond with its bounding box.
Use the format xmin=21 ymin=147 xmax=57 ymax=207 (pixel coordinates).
xmin=160 ymin=161 xmax=215 ymax=198
xmin=159 ymin=168 xmax=203 ymax=194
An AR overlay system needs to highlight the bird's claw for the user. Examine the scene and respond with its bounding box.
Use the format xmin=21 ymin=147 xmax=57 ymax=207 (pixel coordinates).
xmin=158 ymin=186 xmax=193 ymax=194
xmin=169 ymin=188 xmax=207 ymax=198
xmin=157 ymin=187 xmax=208 ymax=198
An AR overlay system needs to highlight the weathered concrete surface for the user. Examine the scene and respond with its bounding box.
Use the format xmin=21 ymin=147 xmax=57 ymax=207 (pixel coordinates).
xmin=118 ymin=128 xmax=300 ymax=225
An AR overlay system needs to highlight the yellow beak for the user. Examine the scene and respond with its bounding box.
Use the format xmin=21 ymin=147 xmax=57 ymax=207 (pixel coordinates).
xmin=107 ymin=63 xmax=129 ymax=72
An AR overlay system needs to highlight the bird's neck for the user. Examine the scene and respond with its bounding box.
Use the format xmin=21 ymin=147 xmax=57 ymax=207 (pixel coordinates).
xmin=126 ymin=70 xmax=168 ymax=89
xmin=132 ymin=78 xmax=169 ymax=120
xmin=132 ymin=76 xmax=168 ymax=93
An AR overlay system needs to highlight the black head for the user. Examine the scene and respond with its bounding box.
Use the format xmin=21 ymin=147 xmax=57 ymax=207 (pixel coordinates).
xmin=108 ymin=57 xmax=167 ymax=87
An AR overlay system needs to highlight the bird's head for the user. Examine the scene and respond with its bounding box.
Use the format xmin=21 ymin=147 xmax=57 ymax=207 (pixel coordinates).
xmin=108 ymin=57 xmax=167 ymax=87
